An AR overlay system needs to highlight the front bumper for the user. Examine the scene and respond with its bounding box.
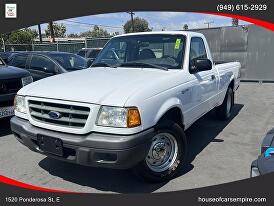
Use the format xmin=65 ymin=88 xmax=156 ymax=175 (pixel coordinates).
xmin=0 ymin=93 xmax=16 ymax=119
xmin=250 ymin=155 xmax=274 ymax=177
xmin=251 ymin=159 xmax=261 ymax=177
xmin=0 ymin=93 xmax=16 ymax=105
xmin=10 ymin=117 xmax=155 ymax=169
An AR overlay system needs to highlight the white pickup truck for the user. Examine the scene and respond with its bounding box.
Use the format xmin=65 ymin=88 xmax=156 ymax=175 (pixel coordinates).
xmin=11 ymin=31 xmax=240 ymax=182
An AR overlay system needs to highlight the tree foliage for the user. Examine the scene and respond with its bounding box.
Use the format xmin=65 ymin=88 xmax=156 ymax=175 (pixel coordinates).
xmin=45 ymin=23 xmax=66 ymax=38
xmin=79 ymin=25 xmax=111 ymax=38
xmin=232 ymin=18 xmax=239 ymax=26
xmin=67 ymin=33 xmax=80 ymax=38
xmin=0 ymin=28 xmax=37 ymax=44
xmin=112 ymin=31 xmax=120 ymax=36
xmin=123 ymin=17 xmax=152 ymax=33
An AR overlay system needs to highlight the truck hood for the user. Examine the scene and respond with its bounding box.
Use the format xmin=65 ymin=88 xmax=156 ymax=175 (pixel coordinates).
xmin=0 ymin=65 xmax=30 ymax=80
xmin=19 ymin=67 xmax=174 ymax=106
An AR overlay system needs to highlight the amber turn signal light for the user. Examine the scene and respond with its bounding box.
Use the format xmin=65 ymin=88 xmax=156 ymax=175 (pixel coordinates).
xmin=127 ymin=108 xmax=141 ymax=128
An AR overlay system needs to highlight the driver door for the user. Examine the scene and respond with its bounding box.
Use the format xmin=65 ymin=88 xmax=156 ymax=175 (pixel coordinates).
xmin=187 ymin=37 xmax=218 ymax=122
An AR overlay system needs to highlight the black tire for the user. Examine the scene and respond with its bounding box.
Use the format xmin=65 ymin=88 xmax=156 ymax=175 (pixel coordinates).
xmin=216 ymin=86 xmax=234 ymax=120
xmin=133 ymin=120 xmax=188 ymax=183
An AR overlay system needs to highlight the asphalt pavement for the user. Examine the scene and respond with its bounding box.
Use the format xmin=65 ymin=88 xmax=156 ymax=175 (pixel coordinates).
xmin=0 ymin=82 xmax=274 ymax=193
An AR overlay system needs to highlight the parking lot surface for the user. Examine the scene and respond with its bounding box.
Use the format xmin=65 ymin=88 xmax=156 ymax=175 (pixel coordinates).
xmin=1 ymin=82 xmax=274 ymax=193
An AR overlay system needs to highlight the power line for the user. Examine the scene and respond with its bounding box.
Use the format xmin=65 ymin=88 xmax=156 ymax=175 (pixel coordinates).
xmin=204 ymin=21 xmax=214 ymax=28
xmin=62 ymin=19 xmax=122 ymax=29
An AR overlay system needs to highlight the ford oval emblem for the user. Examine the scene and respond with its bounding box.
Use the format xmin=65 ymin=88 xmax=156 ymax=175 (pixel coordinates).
xmin=48 ymin=111 xmax=62 ymax=119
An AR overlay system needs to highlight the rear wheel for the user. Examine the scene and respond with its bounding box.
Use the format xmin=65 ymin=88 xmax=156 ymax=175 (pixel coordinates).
xmin=133 ymin=120 xmax=187 ymax=183
xmin=216 ymin=87 xmax=234 ymax=120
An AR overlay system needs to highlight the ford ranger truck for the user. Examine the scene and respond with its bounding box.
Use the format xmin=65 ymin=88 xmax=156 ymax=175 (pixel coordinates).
xmin=11 ymin=31 xmax=240 ymax=182
xmin=0 ymin=57 xmax=33 ymax=119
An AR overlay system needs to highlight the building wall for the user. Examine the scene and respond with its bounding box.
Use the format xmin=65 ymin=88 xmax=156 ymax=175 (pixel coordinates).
xmin=246 ymin=25 xmax=274 ymax=81
xmin=193 ymin=25 xmax=274 ymax=81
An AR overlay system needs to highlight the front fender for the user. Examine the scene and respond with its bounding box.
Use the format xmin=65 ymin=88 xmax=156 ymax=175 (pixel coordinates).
xmin=153 ymin=97 xmax=184 ymax=126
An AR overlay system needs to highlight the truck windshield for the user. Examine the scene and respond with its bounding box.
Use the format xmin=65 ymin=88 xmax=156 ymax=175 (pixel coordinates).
xmin=92 ymin=34 xmax=186 ymax=70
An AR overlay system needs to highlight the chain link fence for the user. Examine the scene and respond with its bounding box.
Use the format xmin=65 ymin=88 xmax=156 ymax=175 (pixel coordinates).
xmin=2 ymin=38 xmax=110 ymax=53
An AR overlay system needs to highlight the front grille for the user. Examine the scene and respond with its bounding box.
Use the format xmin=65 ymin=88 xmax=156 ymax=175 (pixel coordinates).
xmin=28 ymin=100 xmax=90 ymax=129
xmin=0 ymin=78 xmax=22 ymax=95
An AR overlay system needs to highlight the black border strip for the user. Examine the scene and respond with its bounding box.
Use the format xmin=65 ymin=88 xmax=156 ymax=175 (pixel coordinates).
xmin=0 ymin=0 xmax=273 ymax=33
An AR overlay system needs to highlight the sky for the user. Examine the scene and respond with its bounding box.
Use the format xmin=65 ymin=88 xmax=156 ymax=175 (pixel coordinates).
xmin=34 ymin=12 xmax=249 ymax=35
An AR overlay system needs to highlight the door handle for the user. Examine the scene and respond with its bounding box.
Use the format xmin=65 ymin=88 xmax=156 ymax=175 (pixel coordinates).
xmin=211 ymin=75 xmax=216 ymax=80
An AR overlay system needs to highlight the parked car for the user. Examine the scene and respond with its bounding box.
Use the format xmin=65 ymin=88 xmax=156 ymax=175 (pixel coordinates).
xmin=0 ymin=57 xmax=33 ymax=119
xmin=77 ymin=48 xmax=102 ymax=62
xmin=251 ymin=128 xmax=274 ymax=177
xmin=0 ymin=51 xmax=21 ymax=63
xmin=11 ymin=31 xmax=240 ymax=182
xmin=8 ymin=51 xmax=90 ymax=81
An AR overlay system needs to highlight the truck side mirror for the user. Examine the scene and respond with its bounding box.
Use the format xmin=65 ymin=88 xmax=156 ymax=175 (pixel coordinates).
xmin=190 ymin=58 xmax=212 ymax=73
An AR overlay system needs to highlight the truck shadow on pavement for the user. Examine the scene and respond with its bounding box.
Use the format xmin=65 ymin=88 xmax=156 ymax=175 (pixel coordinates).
xmin=39 ymin=104 xmax=243 ymax=193
xmin=184 ymin=104 xmax=244 ymax=166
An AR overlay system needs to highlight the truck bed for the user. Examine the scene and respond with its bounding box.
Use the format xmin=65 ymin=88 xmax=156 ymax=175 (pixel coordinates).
xmin=214 ymin=61 xmax=230 ymax=65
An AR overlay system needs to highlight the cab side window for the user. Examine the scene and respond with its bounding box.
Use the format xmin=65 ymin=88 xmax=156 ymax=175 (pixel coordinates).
xmin=189 ymin=37 xmax=207 ymax=61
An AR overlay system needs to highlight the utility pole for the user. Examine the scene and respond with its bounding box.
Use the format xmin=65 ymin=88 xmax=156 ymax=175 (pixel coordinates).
xmin=49 ymin=21 xmax=55 ymax=42
xmin=37 ymin=24 xmax=42 ymax=43
xmin=204 ymin=21 xmax=214 ymax=28
xmin=127 ymin=11 xmax=135 ymax=32
xmin=1 ymin=38 xmax=5 ymax=52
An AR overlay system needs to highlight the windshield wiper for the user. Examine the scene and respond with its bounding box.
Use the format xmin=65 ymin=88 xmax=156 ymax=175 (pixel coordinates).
xmin=91 ymin=62 xmax=113 ymax=68
xmin=117 ymin=62 xmax=168 ymax=71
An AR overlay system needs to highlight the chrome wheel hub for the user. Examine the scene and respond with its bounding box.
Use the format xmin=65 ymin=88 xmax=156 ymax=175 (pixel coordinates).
xmin=152 ymin=142 xmax=167 ymax=160
xmin=146 ymin=133 xmax=178 ymax=172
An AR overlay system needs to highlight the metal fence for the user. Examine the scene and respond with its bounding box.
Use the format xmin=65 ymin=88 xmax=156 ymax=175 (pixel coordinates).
xmin=192 ymin=24 xmax=274 ymax=81
xmin=3 ymin=37 xmax=110 ymax=53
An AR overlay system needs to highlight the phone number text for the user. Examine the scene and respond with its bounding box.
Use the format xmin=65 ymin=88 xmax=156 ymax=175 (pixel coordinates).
xmin=217 ymin=4 xmax=267 ymax=12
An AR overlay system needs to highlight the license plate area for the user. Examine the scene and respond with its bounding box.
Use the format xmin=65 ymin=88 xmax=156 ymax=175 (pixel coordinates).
xmin=0 ymin=106 xmax=14 ymax=118
xmin=37 ymin=135 xmax=63 ymax=156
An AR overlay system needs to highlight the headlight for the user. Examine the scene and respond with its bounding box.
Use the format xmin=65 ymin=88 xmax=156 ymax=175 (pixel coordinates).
xmin=14 ymin=95 xmax=26 ymax=114
xmin=251 ymin=166 xmax=260 ymax=177
xmin=21 ymin=76 xmax=33 ymax=87
xmin=96 ymin=106 xmax=141 ymax=128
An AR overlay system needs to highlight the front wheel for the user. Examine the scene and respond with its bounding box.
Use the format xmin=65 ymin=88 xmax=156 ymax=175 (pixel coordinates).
xmin=216 ymin=87 xmax=234 ymax=120
xmin=133 ymin=120 xmax=187 ymax=183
